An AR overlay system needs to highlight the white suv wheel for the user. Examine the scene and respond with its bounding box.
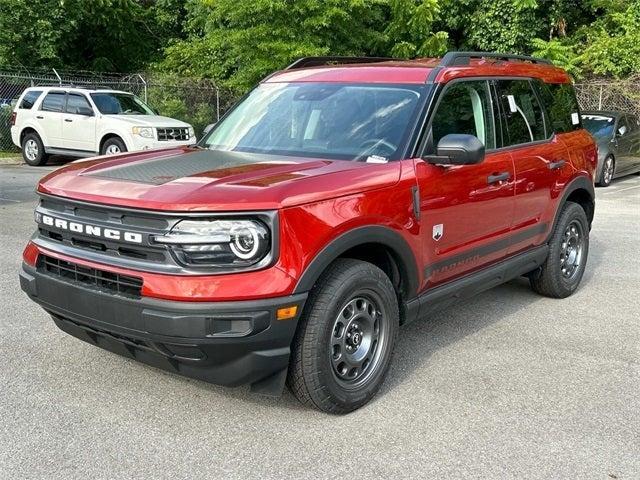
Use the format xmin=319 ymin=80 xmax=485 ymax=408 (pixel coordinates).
xmin=105 ymin=144 xmax=121 ymax=155
xmin=25 ymin=139 xmax=38 ymax=161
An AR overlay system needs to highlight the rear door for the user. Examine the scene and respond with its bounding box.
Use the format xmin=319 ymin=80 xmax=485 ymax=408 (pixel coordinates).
xmin=37 ymin=91 xmax=66 ymax=147
xmin=416 ymin=79 xmax=515 ymax=287
xmin=498 ymin=79 xmax=571 ymax=255
xmin=62 ymin=93 xmax=97 ymax=152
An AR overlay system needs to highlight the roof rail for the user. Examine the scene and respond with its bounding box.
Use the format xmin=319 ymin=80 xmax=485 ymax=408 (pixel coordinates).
xmin=439 ymin=51 xmax=552 ymax=67
xmin=285 ymin=56 xmax=398 ymax=70
xmin=35 ymin=83 xmax=76 ymax=88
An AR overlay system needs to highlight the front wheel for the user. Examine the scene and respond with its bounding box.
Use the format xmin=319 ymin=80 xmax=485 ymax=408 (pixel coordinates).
xmin=287 ymin=259 xmax=399 ymax=414
xmin=101 ymin=137 xmax=127 ymax=155
xmin=530 ymin=202 xmax=589 ymax=298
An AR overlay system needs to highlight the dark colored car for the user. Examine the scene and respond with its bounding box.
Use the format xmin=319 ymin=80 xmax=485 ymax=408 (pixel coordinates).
xmin=20 ymin=52 xmax=597 ymax=413
xmin=582 ymin=111 xmax=640 ymax=186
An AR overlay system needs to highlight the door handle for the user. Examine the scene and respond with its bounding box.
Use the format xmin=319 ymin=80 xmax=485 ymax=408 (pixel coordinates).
xmin=548 ymin=160 xmax=566 ymax=170
xmin=36 ymin=116 xmax=44 ymax=119
xmin=487 ymin=172 xmax=510 ymax=184
xmin=64 ymin=118 xmax=73 ymax=123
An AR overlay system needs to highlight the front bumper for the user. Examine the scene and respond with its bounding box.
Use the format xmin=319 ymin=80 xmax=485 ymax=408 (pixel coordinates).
xmin=129 ymin=136 xmax=195 ymax=152
xmin=19 ymin=262 xmax=307 ymax=394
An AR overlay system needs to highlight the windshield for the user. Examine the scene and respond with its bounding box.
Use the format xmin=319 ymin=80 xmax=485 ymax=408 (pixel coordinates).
xmin=90 ymin=92 xmax=155 ymax=115
xmin=582 ymin=114 xmax=615 ymax=139
xmin=202 ymin=83 xmax=424 ymax=161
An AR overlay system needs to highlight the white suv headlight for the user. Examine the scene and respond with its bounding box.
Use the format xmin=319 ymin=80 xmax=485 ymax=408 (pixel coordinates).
xmin=188 ymin=126 xmax=195 ymax=139
xmin=132 ymin=126 xmax=154 ymax=139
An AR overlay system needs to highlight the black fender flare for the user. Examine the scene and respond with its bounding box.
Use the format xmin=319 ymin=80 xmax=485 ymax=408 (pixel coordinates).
xmin=546 ymin=175 xmax=595 ymax=242
xmin=293 ymin=225 xmax=419 ymax=299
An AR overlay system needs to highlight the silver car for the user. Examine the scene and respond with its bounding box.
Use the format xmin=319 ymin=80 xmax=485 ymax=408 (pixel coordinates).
xmin=582 ymin=111 xmax=640 ymax=187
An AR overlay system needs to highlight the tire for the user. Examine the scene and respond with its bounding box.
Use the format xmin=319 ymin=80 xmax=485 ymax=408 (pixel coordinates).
xmin=530 ymin=202 xmax=589 ymax=298
xmin=21 ymin=132 xmax=48 ymax=166
xmin=101 ymin=137 xmax=127 ymax=155
xmin=596 ymin=156 xmax=615 ymax=187
xmin=287 ymin=258 xmax=399 ymax=414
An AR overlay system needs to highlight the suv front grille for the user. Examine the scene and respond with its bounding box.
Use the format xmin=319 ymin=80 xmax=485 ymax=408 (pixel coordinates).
xmin=38 ymin=254 xmax=143 ymax=298
xmin=157 ymin=127 xmax=189 ymax=141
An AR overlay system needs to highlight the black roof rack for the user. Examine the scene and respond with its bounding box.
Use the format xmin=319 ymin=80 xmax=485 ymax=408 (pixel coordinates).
xmin=439 ymin=51 xmax=552 ymax=67
xmin=285 ymin=56 xmax=398 ymax=70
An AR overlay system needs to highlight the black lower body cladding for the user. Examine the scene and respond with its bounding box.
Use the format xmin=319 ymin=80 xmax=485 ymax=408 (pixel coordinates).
xmin=19 ymin=263 xmax=307 ymax=394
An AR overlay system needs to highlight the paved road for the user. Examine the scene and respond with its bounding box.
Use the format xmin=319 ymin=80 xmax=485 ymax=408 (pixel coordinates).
xmin=1 ymin=164 xmax=639 ymax=479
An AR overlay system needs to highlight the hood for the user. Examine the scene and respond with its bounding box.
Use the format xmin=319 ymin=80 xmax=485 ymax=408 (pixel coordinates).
xmin=37 ymin=148 xmax=402 ymax=211
xmin=103 ymin=114 xmax=191 ymax=128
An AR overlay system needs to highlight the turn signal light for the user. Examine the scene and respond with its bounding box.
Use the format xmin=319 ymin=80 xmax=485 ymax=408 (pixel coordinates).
xmin=276 ymin=305 xmax=298 ymax=320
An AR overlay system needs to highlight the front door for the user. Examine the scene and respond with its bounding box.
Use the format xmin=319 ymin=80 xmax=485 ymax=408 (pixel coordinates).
xmin=62 ymin=93 xmax=97 ymax=152
xmin=416 ymin=80 xmax=515 ymax=289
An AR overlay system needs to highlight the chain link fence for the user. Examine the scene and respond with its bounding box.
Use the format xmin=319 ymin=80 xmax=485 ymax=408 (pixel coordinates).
xmin=3 ymin=66 xmax=640 ymax=153
xmin=0 ymin=66 xmax=236 ymax=151
xmin=575 ymin=77 xmax=640 ymax=117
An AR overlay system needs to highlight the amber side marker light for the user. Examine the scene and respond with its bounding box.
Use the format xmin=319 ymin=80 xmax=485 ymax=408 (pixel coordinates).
xmin=277 ymin=305 xmax=298 ymax=320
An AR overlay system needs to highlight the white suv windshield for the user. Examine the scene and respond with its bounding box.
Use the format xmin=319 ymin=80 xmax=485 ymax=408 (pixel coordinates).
xmin=203 ymin=83 xmax=423 ymax=161
xmin=90 ymin=92 xmax=154 ymax=115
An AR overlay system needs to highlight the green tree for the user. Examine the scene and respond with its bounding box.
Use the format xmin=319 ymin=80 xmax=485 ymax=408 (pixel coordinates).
xmin=160 ymin=0 xmax=390 ymax=92
xmin=385 ymin=0 xmax=448 ymax=58
xmin=0 ymin=0 xmax=187 ymax=71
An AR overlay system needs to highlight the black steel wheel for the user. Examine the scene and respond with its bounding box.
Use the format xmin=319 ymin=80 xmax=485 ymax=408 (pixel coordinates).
xmin=530 ymin=202 xmax=589 ymax=298
xmin=287 ymin=259 xmax=399 ymax=414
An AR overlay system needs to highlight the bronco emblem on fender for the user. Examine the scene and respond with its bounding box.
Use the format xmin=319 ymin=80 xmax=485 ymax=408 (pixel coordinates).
xmin=432 ymin=224 xmax=444 ymax=241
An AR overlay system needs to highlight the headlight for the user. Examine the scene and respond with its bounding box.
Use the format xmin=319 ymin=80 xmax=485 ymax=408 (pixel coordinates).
xmin=132 ymin=126 xmax=154 ymax=138
xmin=153 ymin=219 xmax=270 ymax=267
xmin=188 ymin=126 xmax=195 ymax=139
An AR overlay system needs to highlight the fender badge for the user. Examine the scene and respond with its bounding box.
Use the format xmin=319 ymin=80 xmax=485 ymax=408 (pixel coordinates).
xmin=432 ymin=224 xmax=444 ymax=241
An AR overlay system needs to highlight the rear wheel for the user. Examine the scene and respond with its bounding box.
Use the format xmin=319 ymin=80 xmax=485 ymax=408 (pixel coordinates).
xmin=596 ymin=156 xmax=615 ymax=187
xmin=287 ymin=259 xmax=399 ymax=414
xmin=21 ymin=132 xmax=48 ymax=166
xmin=530 ymin=202 xmax=589 ymax=298
xmin=101 ymin=137 xmax=127 ymax=155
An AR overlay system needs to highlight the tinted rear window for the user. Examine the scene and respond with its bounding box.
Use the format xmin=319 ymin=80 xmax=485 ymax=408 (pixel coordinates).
xmin=19 ymin=90 xmax=43 ymax=109
xmin=41 ymin=92 xmax=66 ymax=112
xmin=537 ymin=82 xmax=581 ymax=133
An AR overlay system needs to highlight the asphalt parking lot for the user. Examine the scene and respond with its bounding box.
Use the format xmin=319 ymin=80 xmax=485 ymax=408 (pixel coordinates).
xmin=1 ymin=163 xmax=639 ymax=479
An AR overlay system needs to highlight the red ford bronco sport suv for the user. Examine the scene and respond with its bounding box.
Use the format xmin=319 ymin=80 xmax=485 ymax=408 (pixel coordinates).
xmin=20 ymin=52 xmax=597 ymax=413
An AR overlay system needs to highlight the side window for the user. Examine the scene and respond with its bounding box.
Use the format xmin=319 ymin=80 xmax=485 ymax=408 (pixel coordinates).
xmin=65 ymin=94 xmax=92 ymax=115
xmin=618 ymin=116 xmax=630 ymax=136
xmin=537 ymin=82 xmax=581 ymax=134
xmin=429 ymin=80 xmax=496 ymax=152
xmin=19 ymin=90 xmax=43 ymax=109
xmin=497 ymin=80 xmax=546 ymax=146
xmin=40 ymin=92 xmax=66 ymax=112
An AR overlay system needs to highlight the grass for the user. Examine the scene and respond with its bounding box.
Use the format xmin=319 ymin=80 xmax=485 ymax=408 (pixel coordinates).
xmin=0 ymin=150 xmax=22 ymax=164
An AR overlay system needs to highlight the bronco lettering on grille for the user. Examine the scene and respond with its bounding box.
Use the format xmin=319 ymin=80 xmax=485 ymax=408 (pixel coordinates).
xmin=36 ymin=213 xmax=143 ymax=244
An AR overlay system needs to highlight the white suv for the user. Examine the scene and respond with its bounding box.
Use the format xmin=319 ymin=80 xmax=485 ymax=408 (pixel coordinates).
xmin=10 ymin=86 xmax=196 ymax=166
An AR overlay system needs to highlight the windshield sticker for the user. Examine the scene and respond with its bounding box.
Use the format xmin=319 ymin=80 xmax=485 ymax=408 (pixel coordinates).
xmin=571 ymin=112 xmax=580 ymax=125
xmin=366 ymin=155 xmax=388 ymax=164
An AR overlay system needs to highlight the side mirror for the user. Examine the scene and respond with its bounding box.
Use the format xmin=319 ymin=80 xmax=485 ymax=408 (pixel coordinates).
xmin=617 ymin=125 xmax=628 ymax=137
xmin=424 ymin=134 xmax=485 ymax=166
xmin=203 ymin=122 xmax=216 ymax=136
xmin=77 ymin=106 xmax=93 ymax=116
